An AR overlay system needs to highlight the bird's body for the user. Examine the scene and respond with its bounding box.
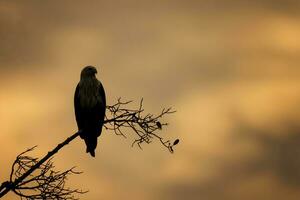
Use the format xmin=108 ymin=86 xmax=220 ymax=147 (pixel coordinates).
xmin=74 ymin=66 xmax=106 ymax=157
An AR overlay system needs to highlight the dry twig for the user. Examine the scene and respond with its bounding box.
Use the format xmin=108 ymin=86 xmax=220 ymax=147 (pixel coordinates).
xmin=105 ymin=98 xmax=178 ymax=153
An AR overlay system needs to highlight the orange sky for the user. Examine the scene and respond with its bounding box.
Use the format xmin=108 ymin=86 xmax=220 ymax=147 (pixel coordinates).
xmin=1 ymin=1 xmax=300 ymax=199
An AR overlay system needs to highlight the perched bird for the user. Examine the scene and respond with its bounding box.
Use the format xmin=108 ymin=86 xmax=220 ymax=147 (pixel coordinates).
xmin=74 ymin=66 xmax=106 ymax=157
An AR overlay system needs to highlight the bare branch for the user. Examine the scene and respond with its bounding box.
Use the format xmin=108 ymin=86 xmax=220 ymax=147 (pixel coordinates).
xmin=0 ymin=98 xmax=179 ymax=199
xmin=104 ymin=98 xmax=179 ymax=153
xmin=0 ymin=132 xmax=81 ymax=199
xmin=9 ymin=146 xmax=86 ymax=199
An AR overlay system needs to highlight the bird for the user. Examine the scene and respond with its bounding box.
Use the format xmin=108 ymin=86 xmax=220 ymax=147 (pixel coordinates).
xmin=74 ymin=66 xmax=106 ymax=157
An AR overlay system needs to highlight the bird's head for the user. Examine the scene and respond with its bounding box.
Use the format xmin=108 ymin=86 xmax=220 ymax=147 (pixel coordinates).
xmin=80 ymin=66 xmax=98 ymax=79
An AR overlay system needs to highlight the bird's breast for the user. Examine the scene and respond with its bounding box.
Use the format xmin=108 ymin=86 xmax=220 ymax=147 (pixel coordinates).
xmin=78 ymin=79 xmax=102 ymax=109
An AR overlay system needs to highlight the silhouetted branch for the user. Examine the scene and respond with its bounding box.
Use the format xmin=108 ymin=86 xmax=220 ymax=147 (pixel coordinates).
xmin=104 ymin=98 xmax=179 ymax=153
xmin=0 ymin=132 xmax=83 ymax=199
xmin=9 ymin=146 xmax=86 ymax=200
xmin=0 ymin=98 xmax=178 ymax=199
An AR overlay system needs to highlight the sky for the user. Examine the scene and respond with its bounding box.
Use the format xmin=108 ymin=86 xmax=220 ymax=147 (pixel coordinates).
xmin=1 ymin=0 xmax=300 ymax=199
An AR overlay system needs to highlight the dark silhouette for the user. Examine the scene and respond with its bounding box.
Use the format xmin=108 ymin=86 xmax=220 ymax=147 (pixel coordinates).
xmin=74 ymin=66 xmax=106 ymax=157
xmin=0 ymin=67 xmax=179 ymax=199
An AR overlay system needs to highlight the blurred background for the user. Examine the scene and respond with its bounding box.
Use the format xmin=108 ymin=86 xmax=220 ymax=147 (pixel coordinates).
xmin=1 ymin=0 xmax=300 ymax=199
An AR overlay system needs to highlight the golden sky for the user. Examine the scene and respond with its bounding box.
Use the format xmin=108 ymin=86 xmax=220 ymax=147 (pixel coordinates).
xmin=1 ymin=1 xmax=300 ymax=199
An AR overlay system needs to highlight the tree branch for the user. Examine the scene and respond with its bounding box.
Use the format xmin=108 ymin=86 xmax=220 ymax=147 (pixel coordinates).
xmin=104 ymin=98 xmax=178 ymax=153
xmin=0 ymin=98 xmax=178 ymax=199
xmin=0 ymin=132 xmax=81 ymax=199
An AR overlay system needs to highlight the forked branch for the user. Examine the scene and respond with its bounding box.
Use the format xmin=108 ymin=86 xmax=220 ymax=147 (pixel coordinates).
xmin=0 ymin=98 xmax=179 ymax=199
xmin=105 ymin=98 xmax=179 ymax=153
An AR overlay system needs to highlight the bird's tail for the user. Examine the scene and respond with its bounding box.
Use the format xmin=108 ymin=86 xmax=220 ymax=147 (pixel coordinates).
xmin=86 ymin=148 xmax=95 ymax=157
xmin=83 ymin=135 xmax=98 ymax=157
